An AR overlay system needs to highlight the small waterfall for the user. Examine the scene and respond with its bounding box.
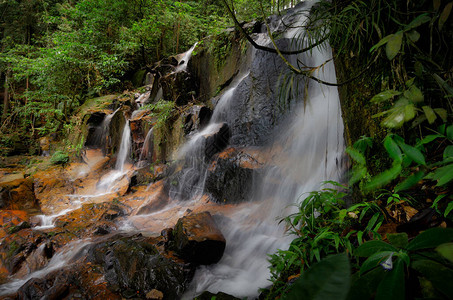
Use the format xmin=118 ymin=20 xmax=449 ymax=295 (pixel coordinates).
xmin=138 ymin=127 xmax=154 ymax=164
xmin=115 ymin=120 xmax=131 ymax=172
xmin=0 ymin=239 xmax=91 ymax=296
xmin=176 ymin=42 xmax=198 ymax=72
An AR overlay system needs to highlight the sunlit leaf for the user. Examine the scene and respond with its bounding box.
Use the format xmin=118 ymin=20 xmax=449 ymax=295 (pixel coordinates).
xmin=381 ymin=107 xmax=406 ymax=128
xmin=422 ymin=106 xmax=437 ymax=124
xmin=404 ymin=104 xmax=416 ymax=121
xmin=346 ymin=147 xmax=366 ymax=165
xmin=439 ymin=2 xmax=453 ymax=31
xmin=404 ymin=85 xmax=424 ymax=103
xmin=371 ymin=90 xmax=401 ymax=103
xmin=385 ymin=31 xmax=403 ymax=60
xmin=360 ymin=251 xmax=395 ymax=274
xmin=444 ymin=145 xmax=453 ymax=159
xmin=436 ymin=243 xmax=453 ymax=263
xmin=429 ymin=163 xmax=453 ymax=186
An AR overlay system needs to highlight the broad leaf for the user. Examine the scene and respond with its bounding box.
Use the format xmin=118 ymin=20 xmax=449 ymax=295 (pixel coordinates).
xmin=445 ymin=202 xmax=453 ymax=217
xmin=406 ymin=13 xmax=431 ymax=30
xmin=385 ymin=31 xmax=403 ymax=60
xmin=364 ymin=163 xmax=402 ymax=191
xmin=439 ymin=2 xmax=453 ymax=31
xmin=375 ymin=259 xmax=405 ymax=300
xmin=422 ymin=106 xmax=437 ymax=124
xmin=434 ymin=108 xmax=448 ymax=122
xmin=417 ymin=134 xmax=443 ymax=146
xmin=407 ymin=227 xmax=453 ymax=250
xmin=387 ymin=233 xmax=409 ymax=248
xmin=395 ymin=171 xmax=424 ymax=192
xmin=429 ymin=163 xmax=453 ymax=186
xmin=370 ymin=34 xmax=393 ymax=52
xmin=355 ymin=240 xmax=397 ymax=257
xmin=349 ymin=166 xmax=367 ymax=185
xmin=411 ymin=259 xmax=453 ymax=298
xmin=433 ymin=73 xmax=453 ymax=96
xmin=346 ymin=268 xmax=385 ymax=300
xmin=447 ymin=124 xmax=453 ymax=140
xmin=444 ymin=145 xmax=453 ymax=159
xmin=436 ymin=243 xmax=453 ymax=263
xmin=360 ymin=251 xmax=395 ymax=274
xmin=404 ymin=85 xmax=424 ymax=103
xmin=284 ymin=253 xmax=351 ymax=300
xmin=396 ymin=141 xmax=426 ymax=165
xmin=406 ymin=30 xmax=420 ymax=42
xmin=384 ymin=135 xmax=402 ymax=162
xmin=371 ymin=90 xmax=401 ymax=103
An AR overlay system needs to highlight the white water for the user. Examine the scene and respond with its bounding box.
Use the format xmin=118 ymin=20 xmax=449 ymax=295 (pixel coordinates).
xmin=115 ymin=120 xmax=131 ymax=172
xmin=0 ymin=239 xmax=91 ymax=296
xmin=138 ymin=127 xmax=154 ymax=164
xmin=185 ymin=2 xmax=344 ymax=298
xmin=176 ymin=42 xmax=198 ymax=72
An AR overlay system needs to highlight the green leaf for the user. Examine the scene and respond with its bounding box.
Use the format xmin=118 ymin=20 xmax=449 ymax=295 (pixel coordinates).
xmin=387 ymin=233 xmax=409 ymax=248
xmin=385 ymin=31 xmax=403 ymax=60
xmin=395 ymin=171 xmax=425 ymax=192
xmin=445 ymin=202 xmax=453 ymax=217
xmin=406 ymin=13 xmax=431 ymax=30
xmin=436 ymin=243 xmax=453 ymax=263
xmin=360 ymin=251 xmax=394 ymax=274
xmin=406 ymin=30 xmax=420 ymax=42
xmin=433 ymin=73 xmax=453 ymax=96
xmin=396 ymin=141 xmax=426 ymax=165
xmin=417 ymin=134 xmax=443 ymax=146
xmin=364 ymin=163 xmax=402 ymax=191
xmin=422 ymin=106 xmax=437 ymax=124
xmin=403 ymin=104 xmax=416 ymax=121
xmin=371 ymin=90 xmax=401 ymax=103
xmin=384 ymin=135 xmax=402 ymax=162
xmin=349 ymin=166 xmax=367 ymax=185
xmin=411 ymin=259 xmax=453 ymax=298
xmin=346 ymin=147 xmax=366 ymax=165
xmin=375 ymin=259 xmax=405 ymax=300
xmin=444 ymin=146 xmax=453 ymax=159
xmin=284 ymin=253 xmax=351 ymax=300
xmin=404 ymin=85 xmax=424 ymax=103
xmin=407 ymin=227 xmax=453 ymax=250
xmin=438 ymin=2 xmax=453 ymax=31
xmin=370 ymin=34 xmax=393 ymax=52
xmin=355 ymin=241 xmax=397 ymax=257
xmin=434 ymin=108 xmax=448 ymax=122
xmin=447 ymin=125 xmax=453 ymax=140
xmin=430 ymin=163 xmax=453 ymax=186
xmin=346 ymin=267 xmax=385 ymax=300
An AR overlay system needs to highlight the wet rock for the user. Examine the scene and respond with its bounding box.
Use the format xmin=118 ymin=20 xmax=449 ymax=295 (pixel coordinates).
xmin=89 ymin=234 xmax=194 ymax=299
xmin=183 ymin=105 xmax=212 ymax=135
xmin=160 ymin=71 xmax=198 ymax=106
xmin=146 ymin=289 xmax=164 ymax=300
xmin=170 ymin=211 xmax=226 ymax=265
xmin=201 ymin=123 xmax=231 ymax=161
xmin=0 ymin=210 xmax=29 ymax=239
xmin=196 ymin=291 xmax=241 ymax=300
xmin=205 ymin=148 xmax=262 ymax=204
xmin=0 ymin=177 xmax=37 ymax=210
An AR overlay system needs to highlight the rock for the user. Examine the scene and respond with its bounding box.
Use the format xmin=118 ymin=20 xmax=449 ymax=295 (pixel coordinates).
xmin=146 ymin=289 xmax=164 ymax=300
xmin=183 ymin=105 xmax=212 ymax=135
xmin=205 ymin=148 xmax=262 ymax=203
xmin=199 ymin=122 xmax=231 ymax=161
xmin=89 ymin=234 xmax=195 ymax=299
xmin=196 ymin=291 xmax=241 ymax=300
xmin=0 ymin=177 xmax=37 ymax=210
xmin=0 ymin=210 xmax=30 ymax=239
xmin=171 ymin=211 xmax=226 ymax=265
xmin=160 ymin=71 xmax=198 ymax=106
xmin=39 ymin=136 xmax=51 ymax=155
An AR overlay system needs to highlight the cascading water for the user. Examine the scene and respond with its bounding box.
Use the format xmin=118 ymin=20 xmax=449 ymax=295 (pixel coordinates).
xmin=138 ymin=127 xmax=154 ymax=164
xmin=176 ymin=42 xmax=198 ymax=72
xmin=115 ymin=120 xmax=131 ymax=172
xmin=183 ymin=2 xmax=345 ymax=298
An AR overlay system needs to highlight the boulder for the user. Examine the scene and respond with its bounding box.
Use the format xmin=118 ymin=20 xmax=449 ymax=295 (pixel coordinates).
xmin=205 ymin=148 xmax=262 ymax=204
xmin=0 ymin=177 xmax=37 ymax=210
xmin=88 ymin=234 xmax=194 ymax=299
xmin=200 ymin=122 xmax=231 ymax=161
xmin=183 ymin=105 xmax=212 ymax=135
xmin=160 ymin=71 xmax=198 ymax=106
xmin=33 ymin=168 xmax=74 ymax=214
xmin=171 ymin=211 xmax=226 ymax=265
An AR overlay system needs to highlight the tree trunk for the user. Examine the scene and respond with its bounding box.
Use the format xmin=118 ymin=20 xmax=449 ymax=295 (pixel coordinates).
xmin=2 ymin=69 xmax=10 ymax=122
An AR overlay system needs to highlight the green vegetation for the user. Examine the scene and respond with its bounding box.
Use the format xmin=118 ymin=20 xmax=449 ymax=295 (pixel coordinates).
xmin=50 ymin=150 xmax=70 ymax=165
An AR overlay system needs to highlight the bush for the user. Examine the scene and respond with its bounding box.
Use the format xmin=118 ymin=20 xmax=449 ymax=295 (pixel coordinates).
xmin=50 ymin=151 xmax=70 ymax=166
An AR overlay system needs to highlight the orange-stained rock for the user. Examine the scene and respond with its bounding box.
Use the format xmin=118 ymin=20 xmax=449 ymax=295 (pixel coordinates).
xmin=171 ymin=211 xmax=226 ymax=265
xmin=0 ymin=210 xmax=29 ymax=239
xmin=0 ymin=177 xmax=38 ymax=211
xmin=135 ymin=182 xmax=169 ymax=215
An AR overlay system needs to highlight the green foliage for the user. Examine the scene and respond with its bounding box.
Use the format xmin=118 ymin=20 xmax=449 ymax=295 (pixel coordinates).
xmin=349 ymin=228 xmax=453 ymax=300
xmin=50 ymin=150 xmax=70 ymax=166
xmin=142 ymin=99 xmax=176 ymax=130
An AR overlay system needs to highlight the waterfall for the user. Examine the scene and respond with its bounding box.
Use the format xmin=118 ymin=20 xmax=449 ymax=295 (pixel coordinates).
xmin=115 ymin=120 xmax=131 ymax=172
xmin=89 ymin=107 xmax=120 ymax=150
xmin=176 ymin=42 xmax=198 ymax=72
xmin=183 ymin=2 xmax=345 ymax=298
xmin=138 ymin=127 xmax=154 ymax=164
